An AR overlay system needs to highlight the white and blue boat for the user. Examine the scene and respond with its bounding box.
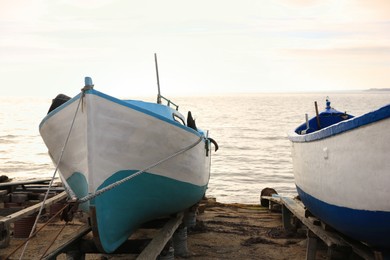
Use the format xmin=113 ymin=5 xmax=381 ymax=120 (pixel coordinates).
xmin=288 ymin=99 xmax=390 ymax=250
xmin=39 ymin=75 xmax=217 ymax=253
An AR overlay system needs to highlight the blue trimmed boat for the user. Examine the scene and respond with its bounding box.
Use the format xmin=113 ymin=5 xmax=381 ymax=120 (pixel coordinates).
xmin=288 ymin=98 xmax=390 ymax=250
xmin=39 ymin=77 xmax=217 ymax=253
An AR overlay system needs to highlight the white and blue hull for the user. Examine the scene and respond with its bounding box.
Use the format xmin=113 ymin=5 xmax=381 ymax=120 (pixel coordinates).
xmin=40 ymin=89 xmax=211 ymax=252
xmin=289 ymin=104 xmax=390 ymax=250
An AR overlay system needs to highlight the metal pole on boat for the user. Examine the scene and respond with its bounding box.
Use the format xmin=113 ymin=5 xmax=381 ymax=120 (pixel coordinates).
xmin=155 ymin=53 xmax=162 ymax=104
xmin=315 ymin=101 xmax=321 ymax=129
xmin=305 ymin=113 xmax=309 ymax=129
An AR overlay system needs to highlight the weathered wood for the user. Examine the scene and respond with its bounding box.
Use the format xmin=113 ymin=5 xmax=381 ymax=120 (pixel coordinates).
xmin=281 ymin=197 xmax=376 ymax=260
xmin=260 ymin=195 xmax=281 ymax=205
xmin=306 ymin=230 xmax=317 ymax=260
xmin=282 ymin=204 xmax=293 ymax=230
xmin=0 ymin=178 xmax=52 ymax=188
xmin=0 ymin=221 xmax=10 ymax=248
xmin=341 ymin=234 xmax=377 ymax=260
xmin=41 ymin=224 xmax=92 ymax=260
xmin=281 ymin=197 xmax=348 ymax=248
xmin=0 ymin=191 xmax=67 ymax=225
xmin=261 ymin=195 xmax=281 ymax=212
xmin=136 ymin=212 xmax=183 ymax=260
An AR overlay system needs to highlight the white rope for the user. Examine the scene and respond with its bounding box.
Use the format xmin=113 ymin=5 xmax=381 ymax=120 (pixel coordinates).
xmin=18 ymin=93 xmax=84 ymax=260
xmin=78 ymin=136 xmax=203 ymax=203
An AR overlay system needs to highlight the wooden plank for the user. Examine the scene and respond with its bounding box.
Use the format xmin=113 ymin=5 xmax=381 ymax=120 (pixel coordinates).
xmin=260 ymin=195 xmax=281 ymax=204
xmin=0 ymin=178 xmax=52 ymax=188
xmin=341 ymin=235 xmax=376 ymax=260
xmin=281 ymin=197 xmax=348 ymax=248
xmin=0 ymin=191 xmax=67 ymax=225
xmin=281 ymin=197 xmax=377 ymax=260
xmin=136 ymin=212 xmax=183 ymax=260
xmin=41 ymin=224 xmax=92 ymax=260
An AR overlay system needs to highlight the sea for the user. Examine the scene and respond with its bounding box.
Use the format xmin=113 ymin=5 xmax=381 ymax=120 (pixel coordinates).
xmin=1 ymin=91 xmax=389 ymax=204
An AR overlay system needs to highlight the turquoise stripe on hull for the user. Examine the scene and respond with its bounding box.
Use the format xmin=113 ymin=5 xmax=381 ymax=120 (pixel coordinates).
xmin=66 ymin=172 xmax=89 ymax=212
xmin=91 ymin=170 xmax=207 ymax=253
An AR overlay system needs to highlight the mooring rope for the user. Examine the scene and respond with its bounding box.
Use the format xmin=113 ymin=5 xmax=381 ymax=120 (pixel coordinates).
xmin=18 ymin=92 xmax=84 ymax=260
xmin=39 ymin=222 xmax=68 ymax=260
xmin=78 ymin=135 xmax=203 ymax=203
xmin=16 ymin=88 xmax=204 ymax=258
xmin=6 ymin=202 xmax=70 ymax=260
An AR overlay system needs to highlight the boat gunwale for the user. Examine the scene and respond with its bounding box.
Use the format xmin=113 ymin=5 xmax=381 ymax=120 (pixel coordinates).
xmin=288 ymin=103 xmax=390 ymax=143
xmin=39 ymin=89 xmax=202 ymax=138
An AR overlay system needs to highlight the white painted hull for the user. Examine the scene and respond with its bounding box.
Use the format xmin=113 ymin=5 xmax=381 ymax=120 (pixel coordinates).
xmin=40 ymin=89 xmax=212 ymax=252
xmin=291 ymin=117 xmax=390 ymax=212
xmin=289 ymin=104 xmax=390 ymax=249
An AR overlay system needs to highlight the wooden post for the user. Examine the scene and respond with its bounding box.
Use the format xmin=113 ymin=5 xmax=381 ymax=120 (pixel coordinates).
xmin=315 ymin=101 xmax=321 ymax=130
xmin=173 ymin=224 xmax=188 ymax=257
xmin=282 ymin=204 xmax=292 ymax=230
xmin=306 ymin=230 xmax=317 ymax=260
xmin=0 ymin=221 xmax=10 ymax=248
xmin=374 ymin=251 xmax=384 ymax=260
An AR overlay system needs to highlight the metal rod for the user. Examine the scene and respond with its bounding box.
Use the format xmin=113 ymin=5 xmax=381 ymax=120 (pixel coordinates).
xmin=315 ymin=101 xmax=321 ymax=130
xmin=305 ymin=113 xmax=309 ymax=129
xmin=155 ymin=53 xmax=161 ymax=104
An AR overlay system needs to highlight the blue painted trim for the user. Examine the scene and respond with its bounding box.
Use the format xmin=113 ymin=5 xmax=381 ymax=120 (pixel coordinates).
xmin=86 ymin=89 xmax=201 ymax=136
xmin=289 ymin=103 xmax=390 ymax=142
xmin=39 ymin=89 xmax=203 ymax=138
xmin=296 ymin=185 xmax=390 ymax=249
xmin=39 ymin=93 xmax=81 ymax=129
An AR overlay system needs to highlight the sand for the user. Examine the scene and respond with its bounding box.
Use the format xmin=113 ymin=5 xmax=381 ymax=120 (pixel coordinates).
xmin=1 ymin=198 xmax=329 ymax=260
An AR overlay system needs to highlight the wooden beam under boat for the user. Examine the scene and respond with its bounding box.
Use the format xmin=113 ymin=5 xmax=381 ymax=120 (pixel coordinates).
xmin=0 ymin=191 xmax=67 ymax=225
xmin=260 ymin=195 xmax=378 ymax=260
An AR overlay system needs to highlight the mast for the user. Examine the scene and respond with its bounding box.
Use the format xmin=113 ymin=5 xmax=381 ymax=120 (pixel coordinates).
xmin=154 ymin=53 xmax=162 ymax=104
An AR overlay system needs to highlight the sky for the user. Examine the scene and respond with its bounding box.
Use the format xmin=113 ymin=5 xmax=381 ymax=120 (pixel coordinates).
xmin=0 ymin=0 xmax=389 ymax=97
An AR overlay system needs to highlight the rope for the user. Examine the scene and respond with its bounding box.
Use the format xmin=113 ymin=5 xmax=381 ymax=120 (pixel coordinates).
xmin=8 ymin=89 xmax=205 ymax=258
xmin=18 ymin=92 xmax=84 ymax=260
xmin=78 ymin=135 xmax=203 ymax=203
xmin=5 ymin=202 xmax=70 ymax=260
xmin=39 ymin=223 xmax=67 ymax=260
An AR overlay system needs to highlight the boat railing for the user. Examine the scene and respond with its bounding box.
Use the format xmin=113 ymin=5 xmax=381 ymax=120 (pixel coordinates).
xmin=159 ymin=94 xmax=179 ymax=111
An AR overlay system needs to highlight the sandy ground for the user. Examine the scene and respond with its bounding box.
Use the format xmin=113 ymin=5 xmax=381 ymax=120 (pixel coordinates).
xmin=1 ymin=198 xmax=329 ymax=260
xmin=184 ymin=199 xmax=328 ymax=260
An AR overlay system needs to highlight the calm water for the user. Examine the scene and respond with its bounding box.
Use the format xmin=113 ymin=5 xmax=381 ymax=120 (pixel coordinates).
xmin=1 ymin=92 xmax=389 ymax=204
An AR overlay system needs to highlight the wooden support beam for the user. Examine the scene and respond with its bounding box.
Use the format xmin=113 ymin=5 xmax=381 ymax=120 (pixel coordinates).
xmin=281 ymin=197 xmax=378 ymax=260
xmin=0 ymin=191 xmax=67 ymax=225
xmin=260 ymin=195 xmax=281 ymax=205
xmin=282 ymin=204 xmax=293 ymax=230
xmin=281 ymin=197 xmax=348 ymax=248
xmin=306 ymin=230 xmax=317 ymax=260
xmin=136 ymin=212 xmax=183 ymax=260
xmin=0 ymin=179 xmax=52 ymax=188
xmin=41 ymin=224 xmax=92 ymax=260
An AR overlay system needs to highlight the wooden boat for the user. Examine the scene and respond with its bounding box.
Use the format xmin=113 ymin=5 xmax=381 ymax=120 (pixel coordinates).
xmin=288 ymin=98 xmax=390 ymax=250
xmin=39 ymin=74 xmax=217 ymax=253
